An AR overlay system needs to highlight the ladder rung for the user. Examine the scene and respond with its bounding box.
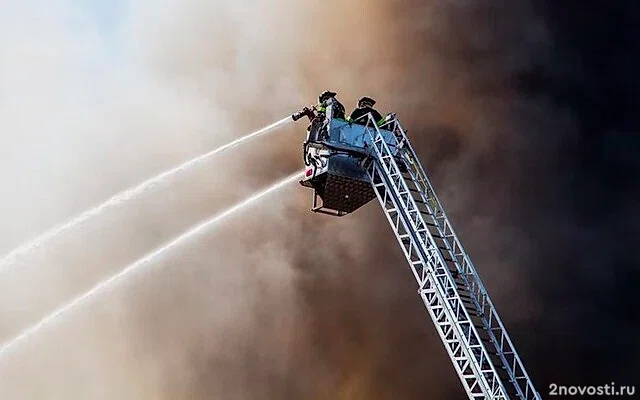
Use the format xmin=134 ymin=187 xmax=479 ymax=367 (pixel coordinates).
xmin=454 ymin=280 xmax=468 ymax=288
xmin=417 ymin=221 xmax=437 ymax=228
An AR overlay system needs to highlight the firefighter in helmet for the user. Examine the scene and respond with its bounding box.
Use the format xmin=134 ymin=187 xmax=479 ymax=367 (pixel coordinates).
xmin=310 ymin=90 xmax=346 ymax=141
xmin=316 ymin=90 xmax=346 ymax=120
xmin=291 ymin=90 xmax=347 ymax=122
xmin=291 ymin=90 xmax=346 ymax=142
xmin=348 ymin=96 xmax=384 ymax=127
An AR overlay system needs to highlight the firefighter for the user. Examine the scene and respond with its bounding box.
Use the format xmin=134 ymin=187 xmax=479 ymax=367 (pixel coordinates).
xmin=310 ymin=90 xmax=345 ymax=141
xmin=292 ymin=90 xmax=346 ymax=142
xmin=316 ymin=90 xmax=346 ymax=120
xmin=348 ymin=96 xmax=384 ymax=126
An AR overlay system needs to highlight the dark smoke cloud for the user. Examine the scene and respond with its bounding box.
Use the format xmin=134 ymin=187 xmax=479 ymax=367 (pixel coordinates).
xmin=506 ymin=1 xmax=640 ymax=388
xmin=276 ymin=0 xmax=640 ymax=397
xmin=358 ymin=0 xmax=640 ymax=396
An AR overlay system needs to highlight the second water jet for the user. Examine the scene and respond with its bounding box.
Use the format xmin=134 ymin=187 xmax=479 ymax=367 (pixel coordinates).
xmin=0 ymin=170 xmax=303 ymax=359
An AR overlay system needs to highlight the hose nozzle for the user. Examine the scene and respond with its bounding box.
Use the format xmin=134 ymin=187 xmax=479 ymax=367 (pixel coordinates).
xmin=292 ymin=106 xmax=315 ymax=122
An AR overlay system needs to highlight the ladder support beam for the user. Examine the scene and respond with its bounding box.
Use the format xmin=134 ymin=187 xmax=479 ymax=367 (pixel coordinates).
xmin=358 ymin=114 xmax=540 ymax=400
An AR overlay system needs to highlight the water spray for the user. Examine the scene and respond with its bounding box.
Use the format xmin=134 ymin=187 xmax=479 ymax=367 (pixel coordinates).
xmin=0 ymin=170 xmax=302 ymax=359
xmin=0 ymin=116 xmax=293 ymax=272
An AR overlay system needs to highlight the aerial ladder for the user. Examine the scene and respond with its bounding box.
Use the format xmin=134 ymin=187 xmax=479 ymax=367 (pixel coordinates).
xmin=292 ymin=99 xmax=541 ymax=400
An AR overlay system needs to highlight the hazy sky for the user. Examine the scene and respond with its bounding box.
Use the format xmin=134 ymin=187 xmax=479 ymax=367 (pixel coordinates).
xmin=79 ymin=0 xmax=127 ymax=29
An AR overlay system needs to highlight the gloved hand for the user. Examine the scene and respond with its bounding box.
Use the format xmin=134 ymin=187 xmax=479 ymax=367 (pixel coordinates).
xmin=292 ymin=106 xmax=315 ymax=121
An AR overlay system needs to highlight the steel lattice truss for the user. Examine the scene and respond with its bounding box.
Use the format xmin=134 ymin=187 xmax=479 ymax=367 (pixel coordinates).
xmin=358 ymin=116 xmax=541 ymax=400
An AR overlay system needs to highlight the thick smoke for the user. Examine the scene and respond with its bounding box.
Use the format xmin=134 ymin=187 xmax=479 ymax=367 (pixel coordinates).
xmin=1 ymin=0 xmax=638 ymax=399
